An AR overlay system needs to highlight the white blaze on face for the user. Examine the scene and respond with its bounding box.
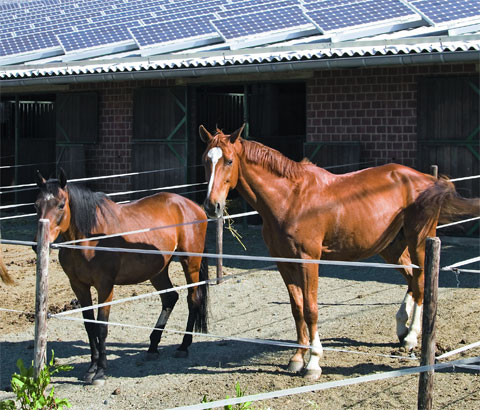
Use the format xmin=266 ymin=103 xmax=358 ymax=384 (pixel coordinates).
xmin=206 ymin=147 xmax=223 ymax=199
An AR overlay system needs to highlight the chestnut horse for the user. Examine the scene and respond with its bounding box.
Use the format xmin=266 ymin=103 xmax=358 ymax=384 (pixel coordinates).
xmin=34 ymin=169 xmax=209 ymax=385
xmin=200 ymin=124 xmax=479 ymax=380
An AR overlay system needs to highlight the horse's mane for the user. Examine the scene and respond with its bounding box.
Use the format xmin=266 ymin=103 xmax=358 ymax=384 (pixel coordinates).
xmin=68 ymin=184 xmax=115 ymax=236
xmin=44 ymin=180 xmax=113 ymax=236
xmin=241 ymin=139 xmax=307 ymax=180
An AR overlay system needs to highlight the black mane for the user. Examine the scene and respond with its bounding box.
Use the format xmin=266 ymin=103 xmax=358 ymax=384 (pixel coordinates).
xmin=44 ymin=179 xmax=112 ymax=236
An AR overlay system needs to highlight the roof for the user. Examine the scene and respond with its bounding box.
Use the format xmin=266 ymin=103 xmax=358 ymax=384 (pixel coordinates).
xmin=1 ymin=0 xmax=479 ymax=85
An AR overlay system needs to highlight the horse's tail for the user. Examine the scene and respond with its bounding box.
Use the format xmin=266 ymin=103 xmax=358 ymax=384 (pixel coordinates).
xmin=415 ymin=176 xmax=480 ymax=238
xmin=194 ymin=252 xmax=209 ymax=334
xmin=0 ymin=250 xmax=14 ymax=285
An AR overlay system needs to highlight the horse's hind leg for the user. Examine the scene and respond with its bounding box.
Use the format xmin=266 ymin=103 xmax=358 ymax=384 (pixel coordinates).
xmin=147 ymin=267 xmax=179 ymax=358
xmin=401 ymin=213 xmax=438 ymax=350
xmin=379 ymin=235 xmax=414 ymax=343
xmin=175 ymin=255 xmax=209 ymax=358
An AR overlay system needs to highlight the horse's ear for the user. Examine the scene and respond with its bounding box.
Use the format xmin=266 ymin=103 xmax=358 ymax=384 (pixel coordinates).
xmin=199 ymin=125 xmax=213 ymax=143
xmin=57 ymin=167 xmax=67 ymax=188
xmin=35 ymin=170 xmax=47 ymax=188
xmin=230 ymin=123 xmax=245 ymax=143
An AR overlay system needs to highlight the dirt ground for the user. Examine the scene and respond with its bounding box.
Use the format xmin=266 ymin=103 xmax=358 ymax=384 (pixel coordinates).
xmin=0 ymin=222 xmax=479 ymax=409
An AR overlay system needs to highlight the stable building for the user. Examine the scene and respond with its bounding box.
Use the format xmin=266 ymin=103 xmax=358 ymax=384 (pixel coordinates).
xmin=0 ymin=0 xmax=479 ymax=236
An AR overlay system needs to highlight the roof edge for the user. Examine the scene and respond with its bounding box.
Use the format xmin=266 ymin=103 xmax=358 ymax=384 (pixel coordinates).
xmin=0 ymin=49 xmax=479 ymax=87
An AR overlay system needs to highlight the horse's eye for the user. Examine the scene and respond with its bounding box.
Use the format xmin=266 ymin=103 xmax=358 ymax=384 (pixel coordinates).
xmin=58 ymin=202 xmax=65 ymax=210
xmin=225 ymin=159 xmax=233 ymax=166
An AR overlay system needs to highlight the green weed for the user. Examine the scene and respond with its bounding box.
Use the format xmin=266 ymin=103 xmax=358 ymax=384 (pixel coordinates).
xmin=0 ymin=350 xmax=73 ymax=410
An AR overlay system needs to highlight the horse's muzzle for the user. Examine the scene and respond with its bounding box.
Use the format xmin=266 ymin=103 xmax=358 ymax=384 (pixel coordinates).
xmin=203 ymin=199 xmax=223 ymax=218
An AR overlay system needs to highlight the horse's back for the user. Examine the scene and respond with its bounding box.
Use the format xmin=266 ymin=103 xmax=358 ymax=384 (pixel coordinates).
xmin=119 ymin=192 xmax=207 ymax=250
xmin=281 ymin=163 xmax=437 ymax=260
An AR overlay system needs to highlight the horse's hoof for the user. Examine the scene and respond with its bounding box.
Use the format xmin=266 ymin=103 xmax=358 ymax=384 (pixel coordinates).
xmin=145 ymin=351 xmax=160 ymax=361
xmin=84 ymin=371 xmax=96 ymax=384
xmin=287 ymin=360 xmax=304 ymax=373
xmin=303 ymin=368 xmax=322 ymax=381
xmin=402 ymin=334 xmax=417 ymax=351
xmin=397 ymin=330 xmax=408 ymax=344
xmin=92 ymin=376 xmax=106 ymax=386
xmin=174 ymin=349 xmax=188 ymax=358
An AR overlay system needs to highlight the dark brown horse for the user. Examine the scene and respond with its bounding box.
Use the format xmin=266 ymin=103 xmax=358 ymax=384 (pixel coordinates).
xmin=200 ymin=124 xmax=479 ymax=380
xmin=34 ymin=169 xmax=209 ymax=385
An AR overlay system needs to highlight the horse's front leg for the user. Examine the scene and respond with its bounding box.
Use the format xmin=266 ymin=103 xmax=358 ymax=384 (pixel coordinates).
xmin=300 ymin=263 xmax=323 ymax=380
xmin=69 ymin=280 xmax=100 ymax=383
xmin=88 ymin=285 xmax=114 ymax=385
xmin=277 ymin=263 xmax=310 ymax=374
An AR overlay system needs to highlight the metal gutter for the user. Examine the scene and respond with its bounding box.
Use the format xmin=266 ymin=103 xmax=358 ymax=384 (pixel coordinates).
xmin=0 ymin=50 xmax=478 ymax=87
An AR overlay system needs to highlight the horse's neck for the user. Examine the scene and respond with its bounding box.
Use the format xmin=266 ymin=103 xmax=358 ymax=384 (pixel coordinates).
xmin=62 ymin=223 xmax=84 ymax=242
xmin=237 ymin=158 xmax=297 ymax=221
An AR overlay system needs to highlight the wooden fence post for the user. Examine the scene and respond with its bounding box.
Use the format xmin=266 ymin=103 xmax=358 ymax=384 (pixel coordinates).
xmin=418 ymin=237 xmax=441 ymax=410
xmin=216 ymin=217 xmax=224 ymax=284
xmin=34 ymin=219 xmax=50 ymax=379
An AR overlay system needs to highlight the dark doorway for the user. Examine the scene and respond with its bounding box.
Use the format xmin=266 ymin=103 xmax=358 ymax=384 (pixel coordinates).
xmin=196 ymin=82 xmax=306 ymax=160
xmin=195 ymin=82 xmax=306 ymax=222
xmin=417 ymin=76 xmax=479 ymax=236
xmin=0 ymin=96 xmax=56 ymax=206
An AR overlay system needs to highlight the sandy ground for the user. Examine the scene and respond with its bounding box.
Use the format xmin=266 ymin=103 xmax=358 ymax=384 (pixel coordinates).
xmin=0 ymin=223 xmax=479 ymax=409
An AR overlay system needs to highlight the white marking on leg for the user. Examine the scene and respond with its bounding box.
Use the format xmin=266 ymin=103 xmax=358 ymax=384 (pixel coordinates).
xmin=396 ymin=292 xmax=414 ymax=339
xmin=155 ymin=308 xmax=172 ymax=329
xmin=403 ymin=303 xmax=422 ymax=350
xmin=305 ymin=332 xmax=323 ymax=371
xmin=206 ymin=147 xmax=223 ymax=199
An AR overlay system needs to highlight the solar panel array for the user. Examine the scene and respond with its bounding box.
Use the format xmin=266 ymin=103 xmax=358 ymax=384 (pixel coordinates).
xmin=0 ymin=0 xmax=479 ymax=65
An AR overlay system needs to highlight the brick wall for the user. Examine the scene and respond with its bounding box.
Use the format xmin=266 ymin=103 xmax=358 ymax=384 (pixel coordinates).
xmin=70 ymin=79 xmax=172 ymax=192
xmin=306 ymin=63 xmax=478 ymax=168
xmin=70 ymin=63 xmax=477 ymax=192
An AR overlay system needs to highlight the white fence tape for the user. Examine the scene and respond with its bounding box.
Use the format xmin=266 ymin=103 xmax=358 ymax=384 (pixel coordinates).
xmin=442 ymin=255 xmax=480 ymax=271
xmin=0 ymin=166 xmax=203 ymax=191
xmin=51 ymin=314 xmax=419 ymax=362
xmin=449 ymin=175 xmax=480 ymax=182
xmin=52 ymin=264 xmax=275 ymax=316
xmin=0 ymin=212 xmax=36 ymax=221
xmin=437 ymin=216 xmax=480 ymax=229
xmin=436 ymin=341 xmax=480 ymax=360
xmin=51 ymin=243 xmax=419 ymax=269
xmin=165 ymin=357 xmax=480 ymax=410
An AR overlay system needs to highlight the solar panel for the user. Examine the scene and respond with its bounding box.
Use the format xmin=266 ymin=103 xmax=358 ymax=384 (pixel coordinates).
xmin=211 ymin=5 xmax=319 ymax=48
xmin=162 ymin=0 xmax=224 ymax=10
xmin=302 ymin=0 xmax=365 ymax=11
xmin=305 ymin=0 xmax=422 ymax=34
xmin=410 ymin=0 xmax=480 ymax=26
xmin=141 ymin=6 xmax=221 ymax=26
xmin=57 ymin=24 xmax=137 ymax=56
xmin=129 ymin=14 xmax=221 ymax=55
xmin=0 ymin=31 xmax=62 ymax=65
xmin=217 ymin=0 xmax=299 ymax=18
